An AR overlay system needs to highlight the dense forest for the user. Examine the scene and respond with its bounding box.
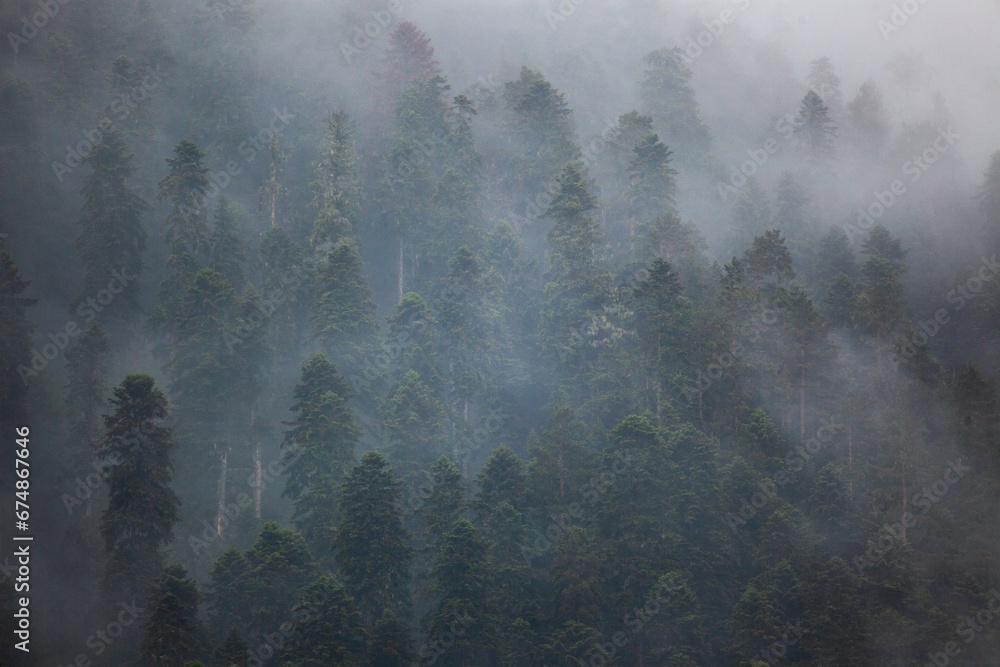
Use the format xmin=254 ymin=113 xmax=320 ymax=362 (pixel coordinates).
xmin=3 ymin=1 xmax=1000 ymax=665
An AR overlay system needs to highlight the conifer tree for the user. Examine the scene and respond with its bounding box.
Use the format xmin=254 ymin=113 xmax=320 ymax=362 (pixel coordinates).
xmin=141 ymin=564 xmax=208 ymax=667
xmin=213 ymin=626 xmax=249 ymax=667
xmin=640 ymin=47 xmax=712 ymax=165
xmin=309 ymin=242 xmax=378 ymax=364
xmin=310 ymin=111 xmax=360 ymax=251
xmin=208 ymin=197 xmax=245 ymax=290
xmin=626 ymin=133 xmax=678 ymax=222
xmin=794 ymin=90 xmax=837 ymax=163
xmin=282 ymin=353 xmax=360 ymax=557
xmin=76 ymin=123 xmax=146 ymax=318
xmin=98 ymin=374 xmax=179 ymax=623
xmin=281 ymin=577 xmax=369 ymax=667
xmin=159 ymin=139 xmax=211 ymax=256
xmin=334 ymin=451 xmax=412 ymax=626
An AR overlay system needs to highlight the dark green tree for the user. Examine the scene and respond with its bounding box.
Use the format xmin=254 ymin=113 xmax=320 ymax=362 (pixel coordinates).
xmin=282 ymin=353 xmax=360 ymax=557
xmin=794 ymin=90 xmax=837 ymax=163
xmin=640 ymin=47 xmax=712 ymax=165
xmin=141 ymin=564 xmax=208 ymax=667
xmin=280 ymin=577 xmax=369 ymax=667
xmin=334 ymin=451 xmax=412 ymax=626
xmin=76 ymin=123 xmax=146 ymax=317
xmin=98 ymin=375 xmax=179 ymax=609
xmin=310 ymin=111 xmax=360 ymax=251
xmin=213 ymin=626 xmax=249 ymax=667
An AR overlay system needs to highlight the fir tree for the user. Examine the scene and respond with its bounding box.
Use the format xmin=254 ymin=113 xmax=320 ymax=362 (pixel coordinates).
xmin=282 ymin=353 xmax=360 ymax=557
xmin=76 ymin=123 xmax=146 ymax=318
xmin=141 ymin=564 xmax=209 ymax=667
xmin=334 ymin=451 xmax=412 ymax=626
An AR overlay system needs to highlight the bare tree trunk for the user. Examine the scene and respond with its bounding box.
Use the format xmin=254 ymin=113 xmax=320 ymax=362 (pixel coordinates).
xmin=398 ymin=238 xmax=404 ymax=302
xmin=217 ymin=448 xmax=228 ymax=535
xmin=799 ymin=369 xmax=806 ymax=438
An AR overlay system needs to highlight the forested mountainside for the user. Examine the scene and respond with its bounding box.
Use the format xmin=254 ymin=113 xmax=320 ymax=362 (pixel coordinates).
xmin=3 ymin=1 xmax=1000 ymax=665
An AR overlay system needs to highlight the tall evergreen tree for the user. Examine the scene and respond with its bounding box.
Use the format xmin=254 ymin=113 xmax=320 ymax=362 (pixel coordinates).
xmin=794 ymin=90 xmax=837 ymax=163
xmin=98 ymin=374 xmax=180 ymax=637
xmin=281 ymin=577 xmax=369 ymax=667
xmin=159 ymin=139 xmax=211 ymax=256
xmin=334 ymin=451 xmax=412 ymax=627
xmin=141 ymin=564 xmax=208 ymax=667
xmin=310 ymin=111 xmax=360 ymax=251
xmin=76 ymin=123 xmax=146 ymax=318
xmin=640 ymin=47 xmax=712 ymax=165
xmin=282 ymin=353 xmax=360 ymax=557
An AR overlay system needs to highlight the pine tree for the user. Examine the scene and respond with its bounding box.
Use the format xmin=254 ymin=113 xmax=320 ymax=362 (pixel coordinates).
xmin=334 ymin=451 xmax=412 ymax=626
xmin=282 ymin=353 xmax=361 ymax=557
xmin=640 ymin=47 xmax=712 ymax=165
xmin=626 ymin=133 xmax=678 ymax=222
xmin=213 ymin=626 xmax=249 ymax=667
xmin=381 ymin=368 xmax=450 ymax=470
xmin=541 ymin=162 xmax=611 ymax=384
xmin=309 ymin=242 xmax=378 ymax=364
xmin=794 ymin=90 xmax=837 ymax=163
xmin=419 ymin=456 xmax=467 ymax=549
xmin=206 ymin=549 xmax=250 ymax=641
xmin=141 ymin=564 xmax=208 ymax=667
xmin=426 ymin=519 xmax=494 ymax=665
xmin=76 ymin=122 xmax=146 ymax=318
xmin=310 ymin=111 xmax=360 ymax=251
xmin=242 ymin=521 xmax=318 ymax=639
xmin=847 ymin=78 xmax=889 ymax=154
xmin=281 ymin=577 xmax=369 ymax=667
xmin=208 ymin=197 xmax=245 ymax=290
xmin=159 ymin=139 xmax=211 ymax=256
xmin=98 ymin=374 xmax=180 ymax=640
xmin=632 ymin=259 xmax=698 ymax=417
xmin=731 ymin=178 xmax=772 ymax=254
xmin=807 ymin=56 xmax=843 ymax=112
xmin=369 ymin=609 xmax=414 ymax=667
xmin=857 ymin=225 xmax=908 ymax=346
xmin=65 ymin=323 xmax=111 ymax=449
xmin=378 ymin=21 xmax=443 ymax=108
xmin=503 ymin=67 xmax=581 ymax=198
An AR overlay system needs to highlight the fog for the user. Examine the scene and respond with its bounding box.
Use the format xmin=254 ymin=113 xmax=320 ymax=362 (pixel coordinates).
xmin=3 ymin=0 xmax=1000 ymax=664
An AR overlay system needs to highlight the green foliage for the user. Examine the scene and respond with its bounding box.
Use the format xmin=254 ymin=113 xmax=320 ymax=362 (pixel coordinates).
xmin=334 ymin=451 xmax=412 ymax=626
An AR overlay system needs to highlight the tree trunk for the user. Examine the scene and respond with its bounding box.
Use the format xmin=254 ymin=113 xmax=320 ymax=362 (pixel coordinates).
xmin=216 ymin=448 xmax=228 ymax=535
